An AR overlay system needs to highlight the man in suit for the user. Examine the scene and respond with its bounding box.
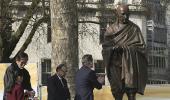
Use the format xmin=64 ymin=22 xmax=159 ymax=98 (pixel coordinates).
xmin=75 ymin=54 xmax=104 ymax=100
xmin=47 ymin=63 xmax=70 ymax=100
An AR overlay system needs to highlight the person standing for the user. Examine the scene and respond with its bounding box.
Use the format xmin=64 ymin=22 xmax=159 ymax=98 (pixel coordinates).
xmin=75 ymin=54 xmax=104 ymax=100
xmin=102 ymin=4 xmax=148 ymax=100
xmin=47 ymin=63 xmax=70 ymax=100
xmin=6 ymin=70 xmax=24 ymax=100
xmin=3 ymin=51 xmax=35 ymax=100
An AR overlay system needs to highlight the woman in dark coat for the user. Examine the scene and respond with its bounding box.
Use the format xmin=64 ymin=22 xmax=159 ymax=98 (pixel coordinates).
xmin=3 ymin=52 xmax=34 ymax=100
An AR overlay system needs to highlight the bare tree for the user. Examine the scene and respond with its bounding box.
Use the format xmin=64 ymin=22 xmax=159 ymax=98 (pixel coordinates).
xmin=0 ymin=0 xmax=50 ymax=62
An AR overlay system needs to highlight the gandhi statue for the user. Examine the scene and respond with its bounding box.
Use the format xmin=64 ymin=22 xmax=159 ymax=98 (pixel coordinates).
xmin=102 ymin=4 xmax=148 ymax=100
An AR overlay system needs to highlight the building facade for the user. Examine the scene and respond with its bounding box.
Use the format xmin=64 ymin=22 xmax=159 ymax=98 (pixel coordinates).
xmin=166 ymin=1 xmax=170 ymax=83
xmin=145 ymin=0 xmax=168 ymax=84
xmin=7 ymin=0 xmax=169 ymax=99
xmin=10 ymin=0 xmax=169 ymax=92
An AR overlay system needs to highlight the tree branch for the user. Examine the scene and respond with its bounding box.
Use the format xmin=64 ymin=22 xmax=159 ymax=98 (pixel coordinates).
xmin=2 ymin=0 xmax=41 ymax=60
xmin=1 ymin=0 xmax=41 ymax=62
xmin=12 ymin=0 xmax=41 ymax=39
xmin=10 ymin=0 xmax=41 ymax=47
xmin=19 ymin=16 xmax=49 ymax=52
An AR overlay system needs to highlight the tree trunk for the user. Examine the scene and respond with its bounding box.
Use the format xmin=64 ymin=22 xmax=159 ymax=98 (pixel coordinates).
xmin=0 ymin=0 xmax=12 ymax=62
xmin=50 ymin=0 xmax=78 ymax=99
xmin=0 ymin=0 xmax=3 ymax=61
xmin=0 ymin=34 xmax=2 ymax=62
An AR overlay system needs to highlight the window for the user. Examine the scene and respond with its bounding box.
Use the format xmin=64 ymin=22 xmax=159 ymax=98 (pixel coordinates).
xmin=41 ymin=58 xmax=51 ymax=86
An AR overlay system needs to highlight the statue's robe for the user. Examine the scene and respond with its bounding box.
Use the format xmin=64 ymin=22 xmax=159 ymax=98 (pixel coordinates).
xmin=102 ymin=21 xmax=148 ymax=95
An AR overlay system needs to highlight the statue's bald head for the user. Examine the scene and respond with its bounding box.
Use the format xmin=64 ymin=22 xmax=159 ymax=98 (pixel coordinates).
xmin=116 ymin=4 xmax=129 ymax=13
xmin=116 ymin=4 xmax=129 ymax=24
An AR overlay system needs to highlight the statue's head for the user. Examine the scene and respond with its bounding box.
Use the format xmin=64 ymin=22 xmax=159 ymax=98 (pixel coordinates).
xmin=116 ymin=4 xmax=129 ymax=24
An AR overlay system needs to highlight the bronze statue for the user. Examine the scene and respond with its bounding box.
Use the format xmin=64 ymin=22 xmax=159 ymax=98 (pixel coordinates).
xmin=102 ymin=4 xmax=148 ymax=100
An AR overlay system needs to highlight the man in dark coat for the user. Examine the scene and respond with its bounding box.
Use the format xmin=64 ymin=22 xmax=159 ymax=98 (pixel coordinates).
xmin=47 ymin=64 xmax=70 ymax=100
xmin=75 ymin=54 xmax=104 ymax=100
xmin=102 ymin=4 xmax=148 ymax=100
xmin=3 ymin=52 xmax=34 ymax=100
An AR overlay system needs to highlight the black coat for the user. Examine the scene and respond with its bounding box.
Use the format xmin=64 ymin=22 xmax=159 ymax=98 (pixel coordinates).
xmin=3 ymin=63 xmax=33 ymax=100
xmin=75 ymin=66 xmax=102 ymax=100
xmin=47 ymin=74 xmax=70 ymax=100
